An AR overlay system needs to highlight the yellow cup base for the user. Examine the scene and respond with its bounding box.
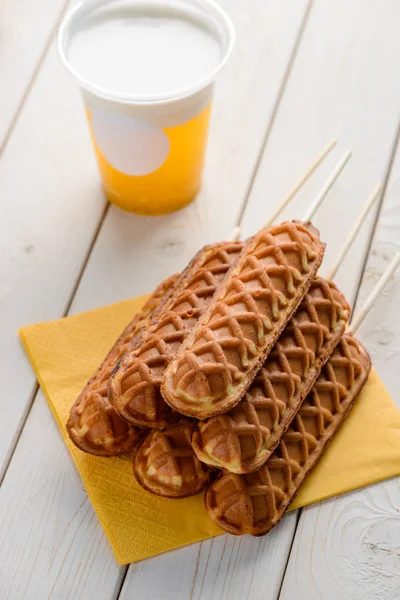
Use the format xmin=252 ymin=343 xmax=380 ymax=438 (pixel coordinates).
xmin=104 ymin=183 xmax=200 ymax=216
xmin=87 ymin=104 xmax=212 ymax=216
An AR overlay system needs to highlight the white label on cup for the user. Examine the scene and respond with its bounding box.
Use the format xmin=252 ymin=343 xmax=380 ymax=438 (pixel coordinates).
xmin=91 ymin=110 xmax=170 ymax=176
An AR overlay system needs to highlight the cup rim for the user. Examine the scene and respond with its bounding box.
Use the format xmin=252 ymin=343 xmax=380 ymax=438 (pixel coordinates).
xmin=57 ymin=0 xmax=235 ymax=105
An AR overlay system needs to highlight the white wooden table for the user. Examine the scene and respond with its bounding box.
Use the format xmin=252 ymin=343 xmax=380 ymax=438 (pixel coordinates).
xmin=1 ymin=1 xmax=400 ymax=598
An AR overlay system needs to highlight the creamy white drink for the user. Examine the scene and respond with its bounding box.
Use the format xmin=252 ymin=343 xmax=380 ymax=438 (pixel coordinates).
xmin=66 ymin=2 xmax=222 ymax=99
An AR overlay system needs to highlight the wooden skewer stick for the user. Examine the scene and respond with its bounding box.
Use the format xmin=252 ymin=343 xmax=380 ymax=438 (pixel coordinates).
xmin=327 ymin=183 xmax=383 ymax=280
xmin=228 ymin=226 xmax=241 ymax=243
xmin=228 ymin=139 xmax=338 ymax=242
xmin=302 ymin=150 xmax=352 ymax=223
xmin=264 ymin=139 xmax=338 ymax=228
xmin=348 ymin=252 xmax=400 ymax=334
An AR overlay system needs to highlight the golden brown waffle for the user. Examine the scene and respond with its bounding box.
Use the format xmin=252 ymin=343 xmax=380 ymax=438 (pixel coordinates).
xmin=109 ymin=241 xmax=244 ymax=429
xmin=162 ymin=222 xmax=325 ymax=419
xmin=192 ymin=278 xmax=350 ymax=473
xmin=134 ymin=420 xmax=212 ymax=498
xmin=67 ymin=274 xmax=178 ymax=456
xmin=205 ymin=335 xmax=371 ymax=535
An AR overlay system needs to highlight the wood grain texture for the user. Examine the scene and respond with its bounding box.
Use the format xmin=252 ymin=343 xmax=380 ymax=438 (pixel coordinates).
xmin=0 ymin=392 xmax=123 ymax=600
xmin=0 ymin=41 xmax=106 ymax=478
xmin=0 ymin=0 xmax=68 ymax=149
xmin=279 ymin=127 xmax=400 ymax=600
xmin=0 ymin=2 xmax=310 ymax=598
xmin=280 ymin=481 xmax=400 ymax=600
xmin=120 ymin=515 xmax=298 ymax=600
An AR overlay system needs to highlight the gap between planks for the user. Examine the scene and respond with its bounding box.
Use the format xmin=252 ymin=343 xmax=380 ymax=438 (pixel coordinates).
xmin=235 ymin=0 xmax=314 ymax=228
xmin=350 ymin=117 xmax=400 ymax=317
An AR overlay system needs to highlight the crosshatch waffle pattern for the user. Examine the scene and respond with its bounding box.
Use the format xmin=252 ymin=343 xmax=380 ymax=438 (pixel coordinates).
xmin=163 ymin=222 xmax=325 ymax=419
xmin=205 ymin=335 xmax=371 ymax=536
xmin=67 ymin=274 xmax=178 ymax=456
xmin=192 ymin=278 xmax=351 ymax=473
xmin=109 ymin=241 xmax=244 ymax=429
xmin=134 ymin=420 xmax=212 ymax=498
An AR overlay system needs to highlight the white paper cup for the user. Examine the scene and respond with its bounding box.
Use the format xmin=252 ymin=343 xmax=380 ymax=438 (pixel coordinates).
xmin=58 ymin=0 xmax=235 ymax=215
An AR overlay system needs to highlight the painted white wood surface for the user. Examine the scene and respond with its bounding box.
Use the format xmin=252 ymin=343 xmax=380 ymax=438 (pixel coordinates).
xmin=0 ymin=2 xmax=310 ymax=599
xmin=0 ymin=41 xmax=107 ymax=478
xmin=120 ymin=516 xmax=297 ymax=600
xmin=0 ymin=0 xmax=68 ymax=149
xmin=241 ymin=0 xmax=400 ymax=308
xmin=0 ymin=392 xmax=122 ymax=600
xmin=279 ymin=136 xmax=400 ymax=600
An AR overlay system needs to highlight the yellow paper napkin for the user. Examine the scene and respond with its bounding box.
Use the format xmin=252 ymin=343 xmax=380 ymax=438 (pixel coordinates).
xmin=20 ymin=296 xmax=400 ymax=565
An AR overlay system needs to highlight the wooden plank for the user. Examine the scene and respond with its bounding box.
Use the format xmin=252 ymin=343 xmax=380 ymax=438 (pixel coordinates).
xmin=0 ymin=392 xmax=123 ymax=600
xmin=0 ymin=0 xmax=68 ymax=149
xmin=0 ymin=40 xmax=107 ymax=478
xmin=279 ymin=135 xmax=400 ymax=600
xmin=119 ymin=517 xmax=297 ymax=600
xmin=0 ymin=1 xmax=310 ymax=598
xmin=241 ymin=0 xmax=400 ymax=308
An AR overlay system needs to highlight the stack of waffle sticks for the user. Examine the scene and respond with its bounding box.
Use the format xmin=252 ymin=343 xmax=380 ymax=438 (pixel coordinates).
xmin=67 ymin=214 xmax=375 ymax=537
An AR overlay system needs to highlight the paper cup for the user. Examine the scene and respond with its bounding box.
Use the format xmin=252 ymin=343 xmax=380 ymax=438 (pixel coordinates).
xmin=58 ymin=0 xmax=235 ymax=215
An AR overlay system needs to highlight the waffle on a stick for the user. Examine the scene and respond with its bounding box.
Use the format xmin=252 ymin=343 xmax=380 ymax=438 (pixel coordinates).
xmin=134 ymin=420 xmax=212 ymax=498
xmin=162 ymin=222 xmax=325 ymax=419
xmin=109 ymin=241 xmax=244 ymax=429
xmin=205 ymin=335 xmax=371 ymax=535
xmin=192 ymin=278 xmax=350 ymax=473
xmin=67 ymin=274 xmax=178 ymax=456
